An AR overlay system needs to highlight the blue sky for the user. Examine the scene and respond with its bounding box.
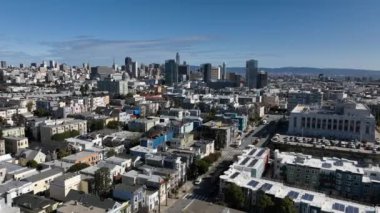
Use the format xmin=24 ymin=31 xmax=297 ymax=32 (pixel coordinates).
xmin=0 ymin=0 xmax=379 ymax=69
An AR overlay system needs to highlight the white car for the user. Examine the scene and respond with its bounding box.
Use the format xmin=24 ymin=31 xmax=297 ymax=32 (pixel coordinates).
xmin=194 ymin=177 xmax=202 ymax=185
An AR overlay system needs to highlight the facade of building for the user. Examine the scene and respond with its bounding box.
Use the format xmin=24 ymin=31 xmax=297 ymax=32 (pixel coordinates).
xmin=90 ymin=66 xmax=115 ymax=80
xmin=97 ymin=79 xmax=129 ymax=95
xmin=288 ymin=102 xmax=376 ymax=141
xmin=2 ymin=127 xmax=25 ymax=138
xmin=246 ymin=59 xmax=258 ymax=89
xmin=39 ymin=119 xmax=87 ymax=143
xmin=0 ymin=140 xmax=5 ymax=155
xmin=219 ymin=147 xmax=378 ymax=213
xmin=4 ymin=137 xmax=28 ymax=154
xmin=201 ymin=63 xmax=212 ymax=83
xmin=25 ymin=168 xmax=63 ymax=194
xmin=287 ymin=90 xmax=323 ymax=112
xmin=49 ymin=173 xmax=85 ymax=201
xmin=257 ymin=71 xmax=268 ymax=89
xmin=211 ymin=67 xmax=221 ymax=80
xmin=178 ymin=64 xmax=189 ymax=82
xmin=273 ymin=150 xmax=380 ymax=201
xmin=164 ymin=59 xmax=178 ymax=86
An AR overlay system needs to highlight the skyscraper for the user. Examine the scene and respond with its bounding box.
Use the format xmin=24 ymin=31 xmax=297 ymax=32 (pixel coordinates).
xmin=211 ymin=67 xmax=221 ymax=80
xmin=176 ymin=52 xmax=180 ymax=65
xmin=0 ymin=61 xmax=6 ymax=68
xmin=257 ymin=71 xmax=268 ymax=88
xmin=165 ymin=59 xmax=178 ymax=86
xmin=178 ymin=64 xmax=190 ymax=82
xmin=125 ymin=56 xmax=133 ymax=73
xmin=131 ymin=61 xmax=138 ymax=78
xmin=201 ymin=63 xmax=212 ymax=83
xmin=49 ymin=60 xmax=55 ymax=69
xmin=246 ymin=59 xmax=258 ymax=89
xmin=222 ymin=62 xmax=226 ymax=80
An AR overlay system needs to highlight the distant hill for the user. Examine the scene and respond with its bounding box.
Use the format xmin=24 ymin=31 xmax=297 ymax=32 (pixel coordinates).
xmin=189 ymin=65 xmax=380 ymax=78
xmin=227 ymin=67 xmax=380 ymax=78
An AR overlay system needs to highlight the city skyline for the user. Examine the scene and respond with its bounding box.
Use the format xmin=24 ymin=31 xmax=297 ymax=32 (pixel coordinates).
xmin=0 ymin=0 xmax=379 ymax=70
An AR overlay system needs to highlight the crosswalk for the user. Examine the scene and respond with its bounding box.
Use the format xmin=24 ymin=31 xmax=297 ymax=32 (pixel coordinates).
xmin=183 ymin=193 xmax=209 ymax=202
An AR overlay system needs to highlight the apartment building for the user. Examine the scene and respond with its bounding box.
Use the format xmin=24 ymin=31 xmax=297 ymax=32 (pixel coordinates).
xmin=25 ymin=168 xmax=63 ymax=194
xmin=4 ymin=137 xmax=28 ymax=154
xmin=39 ymin=118 xmax=87 ymax=143
xmin=219 ymin=147 xmax=378 ymax=213
xmin=2 ymin=127 xmax=25 ymax=138
xmin=274 ymin=150 xmax=380 ymax=201
xmin=50 ymin=173 xmax=87 ymax=201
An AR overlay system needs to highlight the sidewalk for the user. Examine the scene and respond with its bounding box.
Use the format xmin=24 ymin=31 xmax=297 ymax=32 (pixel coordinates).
xmin=159 ymin=181 xmax=193 ymax=213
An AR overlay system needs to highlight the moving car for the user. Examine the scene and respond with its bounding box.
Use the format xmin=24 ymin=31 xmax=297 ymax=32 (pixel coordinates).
xmin=194 ymin=177 xmax=202 ymax=185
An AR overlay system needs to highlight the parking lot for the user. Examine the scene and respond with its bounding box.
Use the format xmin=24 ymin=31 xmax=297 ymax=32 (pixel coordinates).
xmin=272 ymin=134 xmax=380 ymax=154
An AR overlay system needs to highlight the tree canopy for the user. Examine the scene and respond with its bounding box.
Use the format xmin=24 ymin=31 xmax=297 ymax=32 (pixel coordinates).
xmin=257 ymin=193 xmax=275 ymax=213
xmin=277 ymin=197 xmax=297 ymax=213
xmin=95 ymin=167 xmax=112 ymax=196
xmin=26 ymin=160 xmax=38 ymax=168
xmin=106 ymin=120 xmax=119 ymax=129
xmin=88 ymin=120 xmax=104 ymax=132
xmin=67 ymin=163 xmax=90 ymax=173
xmin=51 ymin=130 xmax=80 ymax=141
xmin=106 ymin=149 xmax=117 ymax=158
xmin=33 ymin=108 xmax=51 ymax=117
xmin=224 ymin=183 xmax=245 ymax=210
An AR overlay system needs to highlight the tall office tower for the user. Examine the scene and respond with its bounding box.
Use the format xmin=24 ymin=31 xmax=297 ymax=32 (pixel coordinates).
xmin=201 ymin=63 xmax=212 ymax=83
xmin=257 ymin=71 xmax=268 ymax=88
xmin=41 ymin=60 xmax=47 ymax=68
xmin=31 ymin=62 xmax=37 ymax=67
xmin=176 ymin=52 xmax=180 ymax=65
xmin=20 ymin=63 xmax=24 ymax=69
xmin=165 ymin=59 xmax=178 ymax=86
xmin=178 ymin=64 xmax=190 ymax=82
xmin=222 ymin=62 xmax=226 ymax=80
xmin=0 ymin=61 xmax=7 ymax=68
xmin=131 ymin=61 xmax=138 ymax=78
xmin=49 ymin=60 xmax=55 ymax=69
xmin=125 ymin=56 xmax=133 ymax=73
xmin=246 ymin=59 xmax=259 ymax=89
xmin=211 ymin=67 xmax=221 ymax=80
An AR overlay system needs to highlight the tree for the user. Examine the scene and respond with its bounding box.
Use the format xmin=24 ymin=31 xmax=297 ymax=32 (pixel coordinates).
xmin=26 ymin=160 xmax=38 ymax=168
xmin=33 ymin=108 xmax=51 ymax=117
xmin=187 ymin=161 xmax=199 ymax=180
xmin=26 ymin=101 xmax=34 ymax=112
xmin=106 ymin=149 xmax=117 ymax=158
xmin=277 ymin=197 xmax=297 ymax=213
xmin=88 ymin=120 xmax=104 ymax=132
xmin=0 ymin=117 xmax=7 ymax=127
xmin=84 ymin=84 xmax=89 ymax=93
xmin=67 ymin=163 xmax=90 ymax=173
xmin=12 ymin=114 xmax=24 ymax=126
xmin=95 ymin=167 xmax=112 ymax=196
xmin=203 ymin=152 xmax=221 ymax=164
xmin=257 ymin=193 xmax=275 ymax=213
xmin=224 ymin=183 xmax=245 ymax=209
xmin=57 ymin=148 xmax=72 ymax=159
xmin=125 ymin=93 xmax=134 ymax=98
xmin=195 ymin=159 xmax=210 ymax=175
xmin=51 ymin=130 xmax=80 ymax=141
xmin=80 ymin=84 xmax=89 ymax=96
xmin=106 ymin=120 xmax=119 ymax=129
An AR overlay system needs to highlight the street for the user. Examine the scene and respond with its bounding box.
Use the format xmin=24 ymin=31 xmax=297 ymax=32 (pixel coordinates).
xmin=164 ymin=114 xmax=284 ymax=212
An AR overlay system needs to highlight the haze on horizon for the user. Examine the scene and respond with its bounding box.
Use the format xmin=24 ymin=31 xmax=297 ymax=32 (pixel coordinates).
xmin=0 ymin=0 xmax=379 ymax=70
